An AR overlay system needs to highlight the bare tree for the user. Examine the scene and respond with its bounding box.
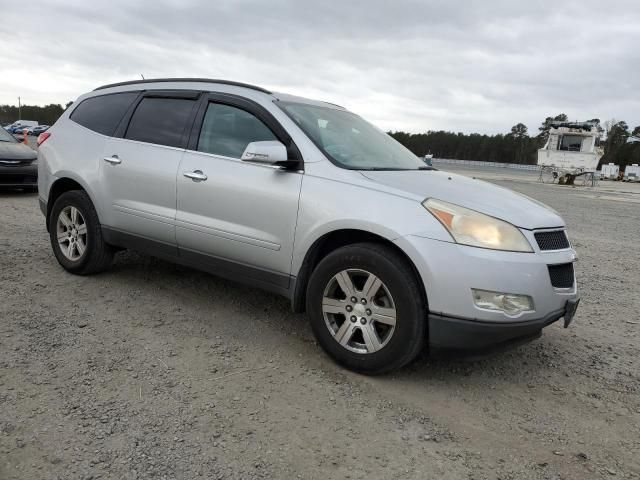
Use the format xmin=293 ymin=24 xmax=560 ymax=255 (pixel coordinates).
xmin=604 ymin=118 xmax=617 ymax=137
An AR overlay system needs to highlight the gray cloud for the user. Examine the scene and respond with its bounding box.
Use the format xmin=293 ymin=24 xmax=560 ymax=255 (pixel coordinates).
xmin=1 ymin=0 xmax=638 ymax=134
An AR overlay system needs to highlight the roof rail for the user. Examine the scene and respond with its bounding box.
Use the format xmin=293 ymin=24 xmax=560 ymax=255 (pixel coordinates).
xmin=94 ymin=78 xmax=271 ymax=94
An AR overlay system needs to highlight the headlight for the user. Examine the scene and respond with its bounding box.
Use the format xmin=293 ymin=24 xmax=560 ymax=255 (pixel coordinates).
xmin=423 ymin=198 xmax=533 ymax=252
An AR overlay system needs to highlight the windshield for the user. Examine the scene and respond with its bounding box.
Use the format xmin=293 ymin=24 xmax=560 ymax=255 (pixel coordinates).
xmin=0 ymin=127 xmax=17 ymax=143
xmin=278 ymin=101 xmax=427 ymax=170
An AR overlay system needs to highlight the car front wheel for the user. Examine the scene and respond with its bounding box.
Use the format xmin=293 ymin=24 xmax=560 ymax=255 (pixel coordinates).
xmin=306 ymin=242 xmax=427 ymax=374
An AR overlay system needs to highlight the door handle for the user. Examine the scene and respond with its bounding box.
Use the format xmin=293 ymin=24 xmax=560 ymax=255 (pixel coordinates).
xmin=103 ymin=155 xmax=122 ymax=165
xmin=183 ymin=170 xmax=208 ymax=181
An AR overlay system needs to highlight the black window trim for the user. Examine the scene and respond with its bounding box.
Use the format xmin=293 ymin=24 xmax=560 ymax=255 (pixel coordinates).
xmin=186 ymin=92 xmax=303 ymax=170
xmin=115 ymin=90 xmax=203 ymax=150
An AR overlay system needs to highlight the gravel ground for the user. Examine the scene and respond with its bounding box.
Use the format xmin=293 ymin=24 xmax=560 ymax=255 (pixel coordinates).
xmin=1 ymin=169 xmax=639 ymax=480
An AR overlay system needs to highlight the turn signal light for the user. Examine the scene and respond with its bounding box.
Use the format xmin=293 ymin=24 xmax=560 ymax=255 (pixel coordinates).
xmin=472 ymin=289 xmax=534 ymax=316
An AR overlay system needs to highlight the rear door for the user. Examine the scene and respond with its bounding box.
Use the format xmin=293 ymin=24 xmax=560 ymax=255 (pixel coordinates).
xmin=175 ymin=93 xmax=303 ymax=289
xmin=100 ymin=91 xmax=200 ymax=245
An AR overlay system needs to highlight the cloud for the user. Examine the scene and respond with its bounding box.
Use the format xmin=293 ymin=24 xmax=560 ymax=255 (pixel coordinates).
xmin=1 ymin=0 xmax=638 ymax=134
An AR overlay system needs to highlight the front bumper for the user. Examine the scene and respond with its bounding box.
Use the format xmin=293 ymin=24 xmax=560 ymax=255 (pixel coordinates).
xmin=394 ymin=233 xmax=579 ymax=349
xmin=0 ymin=163 xmax=38 ymax=187
xmin=429 ymin=305 xmax=571 ymax=351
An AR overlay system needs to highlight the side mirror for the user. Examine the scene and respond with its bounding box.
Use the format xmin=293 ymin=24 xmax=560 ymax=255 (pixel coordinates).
xmin=241 ymin=140 xmax=289 ymax=165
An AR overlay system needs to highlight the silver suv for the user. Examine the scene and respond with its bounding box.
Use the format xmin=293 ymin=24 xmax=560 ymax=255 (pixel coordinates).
xmin=38 ymin=78 xmax=579 ymax=373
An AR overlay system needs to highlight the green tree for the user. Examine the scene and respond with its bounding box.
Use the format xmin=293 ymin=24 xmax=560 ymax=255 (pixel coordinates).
xmin=508 ymin=123 xmax=528 ymax=138
xmin=0 ymin=103 xmax=68 ymax=125
xmin=607 ymin=121 xmax=629 ymax=148
xmin=388 ymin=126 xmax=538 ymax=165
xmin=537 ymin=113 xmax=568 ymax=145
xmin=506 ymin=123 xmax=535 ymax=164
xmin=601 ymin=120 xmax=631 ymax=167
xmin=586 ymin=118 xmax=604 ymax=143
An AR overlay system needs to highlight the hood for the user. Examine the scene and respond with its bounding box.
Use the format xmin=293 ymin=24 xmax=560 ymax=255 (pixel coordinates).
xmin=360 ymin=170 xmax=564 ymax=230
xmin=0 ymin=142 xmax=38 ymax=163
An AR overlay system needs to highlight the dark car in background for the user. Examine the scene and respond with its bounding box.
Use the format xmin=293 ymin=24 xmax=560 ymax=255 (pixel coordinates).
xmin=0 ymin=126 xmax=38 ymax=190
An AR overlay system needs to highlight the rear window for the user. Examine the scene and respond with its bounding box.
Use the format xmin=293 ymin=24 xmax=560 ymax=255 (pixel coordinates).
xmin=70 ymin=92 xmax=139 ymax=136
xmin=125 ymin=97 xmax=196 ymax=148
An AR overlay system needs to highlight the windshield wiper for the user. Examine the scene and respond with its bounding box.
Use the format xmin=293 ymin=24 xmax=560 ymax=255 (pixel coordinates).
xmin=356 ymin=166 xmax=437 ymax=171
xmin=360 ymin=167 xmax=428 ymax=171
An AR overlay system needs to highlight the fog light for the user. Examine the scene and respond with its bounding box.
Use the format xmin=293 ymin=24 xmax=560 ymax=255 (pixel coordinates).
xmin=472 ymin=289 xmax=534 ymax=316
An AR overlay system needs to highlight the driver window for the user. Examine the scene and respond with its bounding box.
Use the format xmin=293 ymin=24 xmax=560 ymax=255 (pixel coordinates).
xmin=197 ymin=103 xmax=277 ymax=158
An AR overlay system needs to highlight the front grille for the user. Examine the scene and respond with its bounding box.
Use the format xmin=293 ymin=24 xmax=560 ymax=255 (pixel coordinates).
xmin=548 ymin=263 xmax=574 ymax=289
xmin=535 ymin=230 xmax=570 ymax=250
xmin=0 ymin=174 xmax=37 ymax=184
xmin=0 ymin=158 xmax=34 ymax=166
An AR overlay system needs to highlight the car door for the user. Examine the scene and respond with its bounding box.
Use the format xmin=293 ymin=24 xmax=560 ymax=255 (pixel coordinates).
xmin=100 ymin=91 xmax=200 ymax=246
xmin=176 ymin=93 xmax=303 ymax=290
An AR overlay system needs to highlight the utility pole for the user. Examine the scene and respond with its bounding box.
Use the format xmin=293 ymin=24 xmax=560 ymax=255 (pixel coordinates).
xmin=18 ymin=96 xmax=21 ymax=120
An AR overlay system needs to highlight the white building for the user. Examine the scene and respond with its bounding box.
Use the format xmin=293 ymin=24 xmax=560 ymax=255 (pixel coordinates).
xmin=538 ymin=122 xmax=603 ymax=172
xmin=624 ymin=164 xmax=640 ymax=182
xmin=600 ymin=163 xmax=619 ymax=180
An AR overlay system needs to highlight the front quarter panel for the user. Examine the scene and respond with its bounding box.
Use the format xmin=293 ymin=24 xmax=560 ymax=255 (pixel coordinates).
xmin=291 ymin=162 xmax=451 ymax=274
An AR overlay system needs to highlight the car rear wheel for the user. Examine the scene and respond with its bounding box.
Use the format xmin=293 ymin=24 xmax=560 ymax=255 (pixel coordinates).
xmin=306 ymin=242 xmax=426 ymax=374
xmin=49 ymin=190 xmax=114 ymax=275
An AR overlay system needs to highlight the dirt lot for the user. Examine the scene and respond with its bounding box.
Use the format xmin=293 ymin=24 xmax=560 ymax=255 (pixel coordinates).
xmin=1 ymin=171 xmax=639 ymax=480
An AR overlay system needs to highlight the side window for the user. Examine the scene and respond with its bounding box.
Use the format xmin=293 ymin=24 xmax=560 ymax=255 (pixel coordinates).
xmin=70 ymin=92 xmax=139 ymax=136
xmin=197 ymin=103 xmax=277 ymax=158
xmin=125 ymin=97 xmax=196 ymax=148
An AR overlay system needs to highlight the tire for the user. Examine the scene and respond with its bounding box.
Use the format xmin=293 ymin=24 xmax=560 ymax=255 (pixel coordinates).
xmin=306 ymin=242 xmax=427 ymax=374
xmin=48 ymin=190 xmax=114 ymax=275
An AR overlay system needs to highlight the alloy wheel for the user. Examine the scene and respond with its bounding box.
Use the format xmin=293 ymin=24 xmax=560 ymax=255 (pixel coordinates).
xmin=322 ymin=269 xmax=397 ymax=354
xmin=56 ymin=206 xmax=88 ymax=261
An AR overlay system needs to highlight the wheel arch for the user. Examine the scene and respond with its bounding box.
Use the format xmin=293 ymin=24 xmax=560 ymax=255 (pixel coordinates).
xmin=291 ymin=229 xmax=427 ymax=313
xmin=46 ymin=175 xmax=98 ymax=231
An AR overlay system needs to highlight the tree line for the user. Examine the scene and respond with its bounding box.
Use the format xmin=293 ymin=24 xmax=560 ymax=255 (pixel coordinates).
xmin=390 ymin=114 xmax=640 ymax=169
xmin=0 ymin=102 xmax=72 ymax=127
xmin=599 ymin=120 xmax=640 ymax=169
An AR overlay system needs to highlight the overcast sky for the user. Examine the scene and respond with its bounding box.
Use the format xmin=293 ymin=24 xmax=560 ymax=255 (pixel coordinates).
xmin=1 ymin=0 xmax=638 ymax=134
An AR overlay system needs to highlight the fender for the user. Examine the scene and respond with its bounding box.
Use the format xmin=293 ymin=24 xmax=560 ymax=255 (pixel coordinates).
xmin=46 ymin=171 xmax=105 ymax=225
